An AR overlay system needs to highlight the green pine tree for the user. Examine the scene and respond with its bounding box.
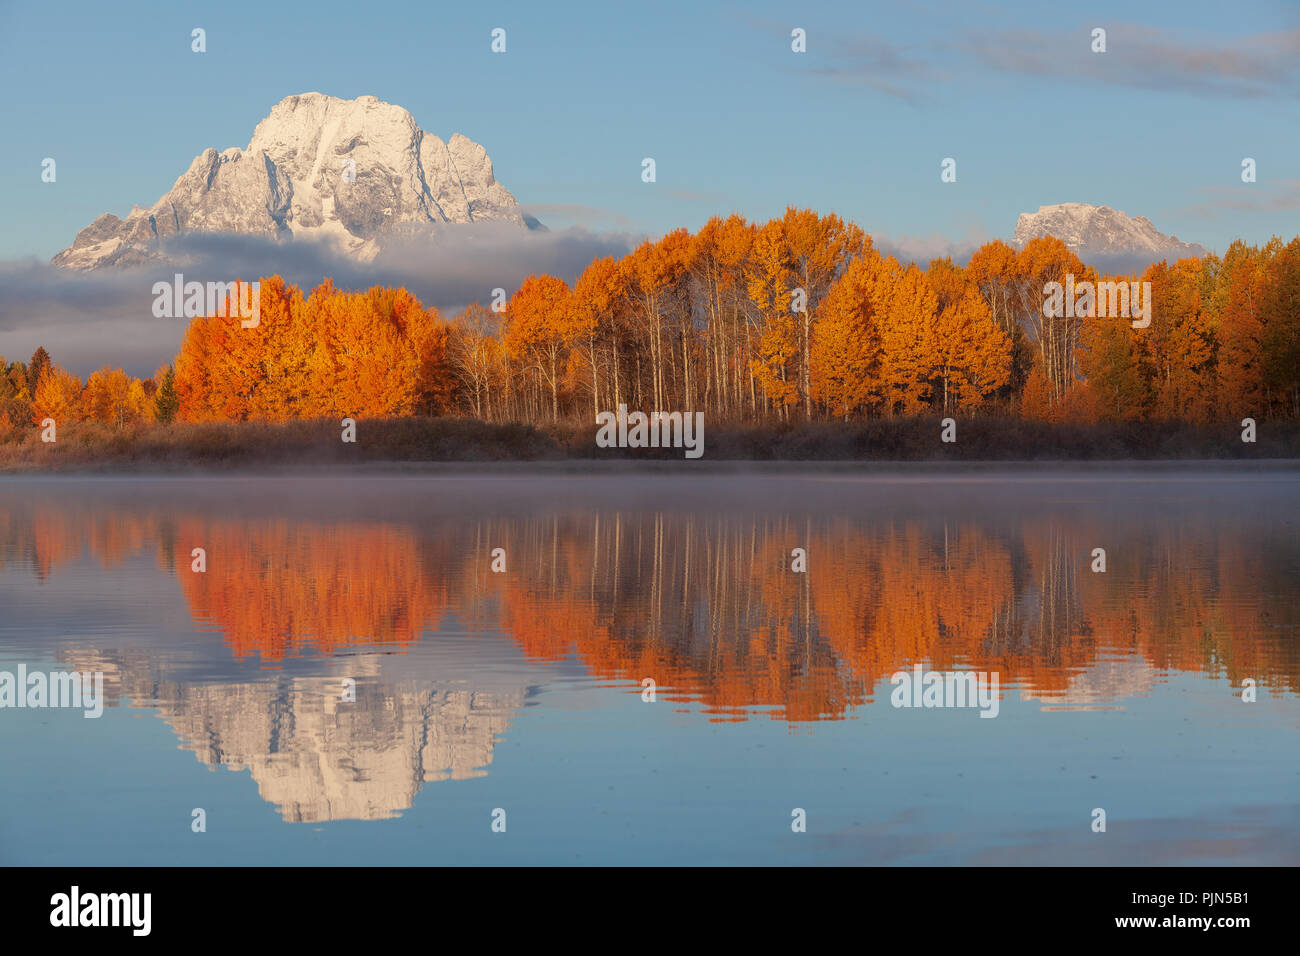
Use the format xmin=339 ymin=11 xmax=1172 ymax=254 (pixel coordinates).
xmin=154 ymin=367 xmax=179 ymax=424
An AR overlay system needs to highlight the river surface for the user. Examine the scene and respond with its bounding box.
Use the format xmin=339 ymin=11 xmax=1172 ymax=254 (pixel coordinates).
xmin=0 ymin=470 xmax=1297 ymax=865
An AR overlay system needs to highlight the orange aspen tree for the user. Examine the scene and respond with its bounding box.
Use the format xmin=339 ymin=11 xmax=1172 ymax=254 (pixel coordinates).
xmin=504 ymin=275 xmax=572 ymax=421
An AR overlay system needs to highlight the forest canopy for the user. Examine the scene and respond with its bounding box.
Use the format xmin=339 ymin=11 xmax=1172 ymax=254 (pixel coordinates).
xmin=3 ymin=208 xmax=1298 ymax=439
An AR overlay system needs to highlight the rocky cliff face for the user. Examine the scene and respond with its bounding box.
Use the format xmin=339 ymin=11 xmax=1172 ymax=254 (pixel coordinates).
xmin=53 ymin=92 xmax=528 ymax=270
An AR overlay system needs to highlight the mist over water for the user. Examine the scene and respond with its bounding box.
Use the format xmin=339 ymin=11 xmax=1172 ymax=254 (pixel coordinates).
xmin=0 ymin=471 xmax=1297 ymax=865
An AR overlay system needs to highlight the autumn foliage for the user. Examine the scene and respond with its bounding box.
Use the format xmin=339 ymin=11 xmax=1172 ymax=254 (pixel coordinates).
xmin=173 ymin=277 xmax=455 ymax=422
xmin=3 ymin=210 xmax=1299 ymax=439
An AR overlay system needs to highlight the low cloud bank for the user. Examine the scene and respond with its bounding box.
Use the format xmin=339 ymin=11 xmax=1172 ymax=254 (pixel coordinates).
xmin=0 ymin=225 xmax=637 ymax=377
xmin=1 ymin=222 xmax=1199 ymax=379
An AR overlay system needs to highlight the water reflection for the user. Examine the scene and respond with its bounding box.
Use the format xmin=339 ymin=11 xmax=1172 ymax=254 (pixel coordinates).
xmin=1 ymin=474 xmax=1297 ymax=824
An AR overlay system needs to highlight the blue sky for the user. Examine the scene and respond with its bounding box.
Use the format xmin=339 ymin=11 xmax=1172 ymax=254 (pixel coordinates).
xmin=1 ymin=0 xmax=1298 ymax=262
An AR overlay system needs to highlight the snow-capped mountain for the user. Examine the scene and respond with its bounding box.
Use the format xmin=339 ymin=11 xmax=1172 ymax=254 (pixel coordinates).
xmin=53 ymin=93 xmax=530 ymax=270
xmin=1013 ymin=203 xmax=1206 ymax=262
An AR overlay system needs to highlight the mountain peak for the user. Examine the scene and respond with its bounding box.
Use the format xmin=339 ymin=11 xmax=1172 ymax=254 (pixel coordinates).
xmin=1013 ymin=202 xmax=1206 ymax=264
xmin=53 ymin=93 xmax=527 ymax=270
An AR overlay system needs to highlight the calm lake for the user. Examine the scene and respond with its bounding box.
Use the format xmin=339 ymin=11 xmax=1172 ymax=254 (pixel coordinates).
xmin=1 ymin=470 xmax=1297 ymax=865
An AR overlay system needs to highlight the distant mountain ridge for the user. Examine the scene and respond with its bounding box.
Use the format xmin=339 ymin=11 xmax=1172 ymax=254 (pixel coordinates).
xmin=1013 ymin=202 xmax=1207 ymax=264
xmin=53 ymin=93 xmax=531 ymax=270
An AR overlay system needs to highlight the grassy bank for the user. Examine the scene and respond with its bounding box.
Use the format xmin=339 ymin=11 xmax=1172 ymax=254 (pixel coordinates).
xmin=1 ymin=416 xmax=1297 ymax=472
